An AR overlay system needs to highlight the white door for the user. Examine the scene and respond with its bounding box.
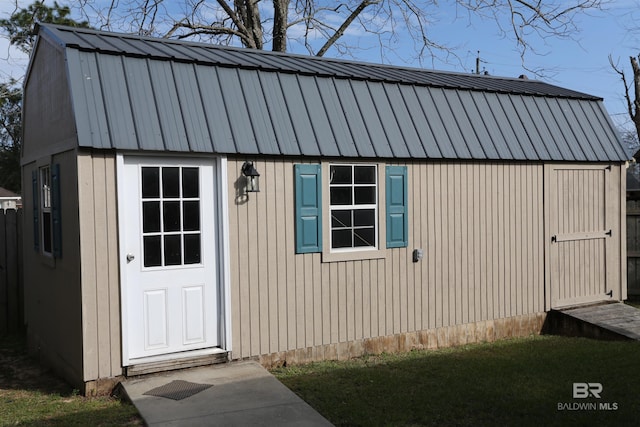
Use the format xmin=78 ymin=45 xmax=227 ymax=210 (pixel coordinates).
xmin=121 ymin=157 xmax=219 ymax=363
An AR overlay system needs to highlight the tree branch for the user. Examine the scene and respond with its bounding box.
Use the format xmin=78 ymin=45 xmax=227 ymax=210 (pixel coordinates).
xmin=316 ymin=0 xmax=380 ymax=57
xmin=164 ymin=21 xmax=251 ymax=42
xmin=215 ymin=0 xmax=257 ymax=48
xmin=631 ymin=55 xmax=640 ymax=139
xmin=609 ymin=55 xmax=634 ymax=122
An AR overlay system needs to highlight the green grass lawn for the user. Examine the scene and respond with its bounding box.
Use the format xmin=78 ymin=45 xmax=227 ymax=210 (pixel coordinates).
xmin=273 ymin=335 xmax=640 ymax=427
xmin=626 ymin=299 xmax=640 ymax=309
xmin=0 ymin=334 xmax=141 ymax=426
xmin=3 ymin=332 xmax=639 ymax=426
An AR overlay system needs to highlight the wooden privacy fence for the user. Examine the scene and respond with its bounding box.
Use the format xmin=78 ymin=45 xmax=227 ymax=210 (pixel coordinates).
xmin=0 ymin=209 xmax=23 ymax=334
xmin=628 ymin=200 xmax=640 ymax=297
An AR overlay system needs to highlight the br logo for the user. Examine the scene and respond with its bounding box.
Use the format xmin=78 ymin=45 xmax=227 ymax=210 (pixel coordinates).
xmin=573 ymin=383 xmax=602 ymax=399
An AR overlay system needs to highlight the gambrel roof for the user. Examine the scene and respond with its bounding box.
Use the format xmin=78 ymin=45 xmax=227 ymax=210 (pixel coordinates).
xmin=32 ymin=23 xmax=628 ymax=162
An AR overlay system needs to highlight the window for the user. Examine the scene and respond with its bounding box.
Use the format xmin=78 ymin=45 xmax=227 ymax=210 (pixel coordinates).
xmin=329 ymin=164 xmax=377 ymax=250
xmin=140 ymin=166 xmax=202 ymax=268
xmin=294 ymin=163 xmax=408 ymax=258
xmin=32 ymin=163 xmax=62 ymax=258
xmin=40 ymin=166 xmax=53 ymax=255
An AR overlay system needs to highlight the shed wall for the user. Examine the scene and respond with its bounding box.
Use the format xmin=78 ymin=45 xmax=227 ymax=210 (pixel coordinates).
xmin=22 ymin=150 xmax=84 ymax=388
xmin=21 ymin=35 xmax=84 ymax=387
xmin=22 ymin=150 xmax=123 ymax=392
xmin=227 ymin=158 xmax=546 ymax=361
xmin=77 ymin=151 xmax=123 ymax=389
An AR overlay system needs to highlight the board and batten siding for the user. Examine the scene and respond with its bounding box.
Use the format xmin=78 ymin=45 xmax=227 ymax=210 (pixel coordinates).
xmin=227 ymin=158 xmax=546 ymax=362
xmin=22 ymin=150 xmax=85 ymax=388
xmin=77 ymin=151 xmax=122 ymax=393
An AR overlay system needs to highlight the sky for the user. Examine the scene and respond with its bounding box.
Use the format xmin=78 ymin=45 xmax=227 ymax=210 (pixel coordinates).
xmin=1 ymin=1 xmax=640 ymax=133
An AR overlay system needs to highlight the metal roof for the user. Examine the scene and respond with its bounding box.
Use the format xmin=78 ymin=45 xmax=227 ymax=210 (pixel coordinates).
xmin=34 ymin=23 xmax=629 ymax=161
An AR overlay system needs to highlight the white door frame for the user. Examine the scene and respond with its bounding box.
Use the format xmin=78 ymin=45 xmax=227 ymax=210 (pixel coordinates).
xmin=116 ymin=153 xmax=232 ymax=366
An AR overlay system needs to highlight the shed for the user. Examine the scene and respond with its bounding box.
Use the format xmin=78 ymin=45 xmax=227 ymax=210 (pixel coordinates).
xmin=22 ymin=23 xmax=629 ymax=394
xmin=0 ymin=187 xmax=21 ymax=210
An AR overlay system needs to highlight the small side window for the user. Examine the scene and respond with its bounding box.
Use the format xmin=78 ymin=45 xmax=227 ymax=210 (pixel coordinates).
xmin=33 ymin=163 xmax=62 ymax=258
xmin=40 ymin=166 xmax=53 ymax=255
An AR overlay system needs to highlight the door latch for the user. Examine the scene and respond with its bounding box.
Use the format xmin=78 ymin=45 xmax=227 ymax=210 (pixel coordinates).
xmin=126 ymin=253 xmax=135 ymax=263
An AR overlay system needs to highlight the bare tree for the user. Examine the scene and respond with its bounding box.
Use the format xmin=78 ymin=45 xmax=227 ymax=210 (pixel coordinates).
xmin=60 ymin=0 xmax=606 ymax=65
xmin=610 ymin=54 xmax=640 ymax=146
xmin=459 ymin=1 xmax=605 ymax=59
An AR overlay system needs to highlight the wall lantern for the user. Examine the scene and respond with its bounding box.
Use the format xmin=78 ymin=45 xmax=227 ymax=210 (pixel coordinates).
xmin=242 ymin=161 xmax=260 ymax=193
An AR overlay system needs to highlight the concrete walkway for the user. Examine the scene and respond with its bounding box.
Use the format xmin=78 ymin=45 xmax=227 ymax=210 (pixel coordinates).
xmin=119 ymin=361 xmax=333 ymax=426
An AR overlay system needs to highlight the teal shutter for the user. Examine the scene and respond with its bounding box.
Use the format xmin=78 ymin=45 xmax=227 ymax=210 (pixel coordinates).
xmin=32 ymin=170 xmax=40 ymax=252
xmin=51 ymin=164 xmax=62 ymax=258
xmin=295 ymin=164 xmax=322 ymax=253
xmin=386 ymin=166 xmax=408 ymax=248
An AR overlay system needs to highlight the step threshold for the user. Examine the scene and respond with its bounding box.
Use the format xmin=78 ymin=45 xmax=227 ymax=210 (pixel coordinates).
xmin=126 ymin=350 xmax=229 ymax=377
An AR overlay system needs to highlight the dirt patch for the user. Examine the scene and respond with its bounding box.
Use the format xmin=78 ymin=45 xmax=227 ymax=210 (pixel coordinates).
xmin=0 ymin=335 xmax=75 ymax=396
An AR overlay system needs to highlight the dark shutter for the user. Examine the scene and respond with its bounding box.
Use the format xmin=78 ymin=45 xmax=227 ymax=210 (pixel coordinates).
xmin=51 ymin=164 xmax=62 ymax=258
xmin=295 ymin=164 xmax=322 ymax=253
xmin=32 ymin=170 xmax=39 ymax=252
xmin=386 ymin=165 xmax=408 ymax=248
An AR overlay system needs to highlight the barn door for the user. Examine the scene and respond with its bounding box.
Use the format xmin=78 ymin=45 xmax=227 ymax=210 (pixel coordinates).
xmin=547 ymin=165 xmax=614 ymax=308
xmin=119 ymin=157 xmax=221 ymax=364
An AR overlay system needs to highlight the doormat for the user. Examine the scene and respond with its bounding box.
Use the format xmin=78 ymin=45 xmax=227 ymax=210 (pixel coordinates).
xmin=143 ymin=380 xmax=213 ymax=401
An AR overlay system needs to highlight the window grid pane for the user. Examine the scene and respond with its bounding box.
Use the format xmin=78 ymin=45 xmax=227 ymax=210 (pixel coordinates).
xmin=40 ymin=166 xmax=53 ymax=254
xmin=329 ymin=164 xmax=377 ymax=251
xmin=141 ymin=166 xmax=202 ymax=268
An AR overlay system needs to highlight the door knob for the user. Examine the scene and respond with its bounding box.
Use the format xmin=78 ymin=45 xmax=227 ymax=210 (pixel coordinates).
xmin=126 ymin=253 xmax=135 ymax=263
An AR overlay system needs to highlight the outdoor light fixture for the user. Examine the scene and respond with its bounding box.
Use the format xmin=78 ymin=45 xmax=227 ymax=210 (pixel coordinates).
xmin=241 ymin=161 xmax=260 ymax=193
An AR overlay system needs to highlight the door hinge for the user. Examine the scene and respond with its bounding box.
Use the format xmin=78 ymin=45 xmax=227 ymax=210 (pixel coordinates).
xmin=606 ymin=290 xmax=613 ymax=297
xmin=605 ymin=230 xmax=612 ymax=237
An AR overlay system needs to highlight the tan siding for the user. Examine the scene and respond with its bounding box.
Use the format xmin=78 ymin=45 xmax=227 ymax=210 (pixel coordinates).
xmin=322 ymin=261 xmax=331 ymax=344
xmin=330 ymin=262 xmax=339 ymax=343
xmin=426 ymin=165 xmax=437 ymax=329
xmin=227 ymin=161 xmax=242 ymax=356
xmin=345 ymin=261 xmax=355 ymax=341
xmin=228 ymin=159 xmax=551 ymax=360
xmin=22 ymin=151 xmax=85 ymax=389
xmin=275 ymin=162 xmax=289 ymax=351
xmin=620 ymin=166 xmax=628 ymax=301
xmin=77 ymin=152 xmax=122 ymax=382
xmin=285 ymin=166 xmax=297 ymax=352
xmin=265 ymin=161 xmax=278 ymax=353
xmin=413 ymin=165 xmax=424 ymax=330
xmin=476 ymin=165 xmax=486 ymax=320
